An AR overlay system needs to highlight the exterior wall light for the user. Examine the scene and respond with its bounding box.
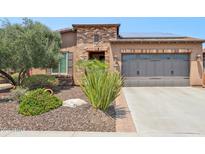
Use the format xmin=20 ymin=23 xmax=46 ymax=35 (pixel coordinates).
xmin=113 ymin=55 xmax=119 ymax=68
xmin=196 ymin=54 xmax=202 ymax=61
xmin=114 ymin=55 xmax=118 ymax=61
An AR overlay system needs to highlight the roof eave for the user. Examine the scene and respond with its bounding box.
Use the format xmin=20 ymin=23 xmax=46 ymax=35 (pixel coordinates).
xmin=57 ymin=28 xmax=74 ymax=34
xmin=72 ymin=24 xmax=120 ymax=29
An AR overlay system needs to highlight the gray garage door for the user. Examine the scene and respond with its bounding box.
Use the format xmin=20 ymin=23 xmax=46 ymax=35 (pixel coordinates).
xmin=122 ymin=54 xmax=190 ymax=87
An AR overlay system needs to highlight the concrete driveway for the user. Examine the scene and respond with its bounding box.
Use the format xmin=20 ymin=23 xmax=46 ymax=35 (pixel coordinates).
xmin=123 ymin=87 xmax=205 ymax=136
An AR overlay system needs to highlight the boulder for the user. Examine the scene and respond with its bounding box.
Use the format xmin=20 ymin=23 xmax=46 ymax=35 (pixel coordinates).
xmin=63 ymin=98 xmax=88 ymax=108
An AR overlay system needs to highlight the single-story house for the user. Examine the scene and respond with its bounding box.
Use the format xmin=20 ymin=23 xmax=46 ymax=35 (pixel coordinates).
xmin=31 ymin=24 xmax=205 ymax=87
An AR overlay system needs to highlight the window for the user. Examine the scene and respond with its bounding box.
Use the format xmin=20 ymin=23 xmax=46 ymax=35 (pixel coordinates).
xmin=52 ymin=53 xmax=73 ymax=75
xmin=94 ymin=34 xmax=100 ymax=42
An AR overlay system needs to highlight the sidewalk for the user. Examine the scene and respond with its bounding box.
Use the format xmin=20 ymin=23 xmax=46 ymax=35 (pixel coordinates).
xmin=2 ymin=131 xmax=205 ymax=137
xmin=0 ymin=131 xmax=138 ymax=137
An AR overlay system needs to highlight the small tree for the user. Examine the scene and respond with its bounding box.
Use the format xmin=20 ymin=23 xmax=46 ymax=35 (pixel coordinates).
xmin=0 ymin=18 xmax=61 ymax=86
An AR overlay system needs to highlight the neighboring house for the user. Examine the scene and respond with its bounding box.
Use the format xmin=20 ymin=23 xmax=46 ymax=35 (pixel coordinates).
xmin=31 ymin=24 xmax=205 ymax=87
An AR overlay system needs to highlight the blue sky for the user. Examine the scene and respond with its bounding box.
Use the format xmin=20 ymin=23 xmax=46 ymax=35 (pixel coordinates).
xmin=1 ymin=17 xmax=205 ymax=45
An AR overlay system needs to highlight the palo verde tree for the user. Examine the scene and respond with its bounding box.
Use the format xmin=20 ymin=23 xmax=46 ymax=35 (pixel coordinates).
xmin=0 ymin=18 xmax=61 ymax=86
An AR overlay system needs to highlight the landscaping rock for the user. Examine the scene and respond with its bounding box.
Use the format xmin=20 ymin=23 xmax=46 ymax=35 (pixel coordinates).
xmin=0 ymin=87 xmax=116 ymax=132
xmin=63 ymin=98 xmax=88 ymax=108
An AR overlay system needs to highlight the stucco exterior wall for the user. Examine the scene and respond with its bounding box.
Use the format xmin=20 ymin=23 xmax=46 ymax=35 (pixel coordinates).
xmin=110 ymin=42 xmax=203 ymax=86
xmin=61 ymin=31 xmax=77 ymax=48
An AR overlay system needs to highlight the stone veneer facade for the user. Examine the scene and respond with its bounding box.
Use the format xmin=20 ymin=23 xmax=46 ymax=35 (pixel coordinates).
xmin=72 ymin=25 xmax=119 ymax=84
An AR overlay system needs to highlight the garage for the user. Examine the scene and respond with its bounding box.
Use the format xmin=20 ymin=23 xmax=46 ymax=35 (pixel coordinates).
xmin=122 ymin=53 xmax=190 ymax=87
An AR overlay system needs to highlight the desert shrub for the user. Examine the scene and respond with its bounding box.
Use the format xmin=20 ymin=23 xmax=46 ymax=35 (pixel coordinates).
xmin=10 ymin=86 xmax=28 ymax=101
xmin=18 ymin=88 xmax=62 ymax=116
xmin=22 ymin=75 xmax=59 ymax=90
xmin=80 ymin=70 xmax=123 ymax=111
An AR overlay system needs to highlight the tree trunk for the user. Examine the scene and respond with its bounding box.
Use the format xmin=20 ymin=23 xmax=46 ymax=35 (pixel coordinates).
xmin=20 ymin=69 xmax=27 ymax=85
xmin=17 ymin=69 xmax=24 ymax=86
xmin=17 ymin=69 xmax=29 ymax=86
xmin=0 ymin=69 xmax=16 ymax=86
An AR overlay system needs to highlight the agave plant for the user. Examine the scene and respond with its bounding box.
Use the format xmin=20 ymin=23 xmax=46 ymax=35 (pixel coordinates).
xmin=80 ymin=70 xmax=123 ymax=111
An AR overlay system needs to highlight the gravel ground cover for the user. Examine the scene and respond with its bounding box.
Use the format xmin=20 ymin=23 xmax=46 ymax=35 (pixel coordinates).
xmin=0 ymin=86 xmax=116 ymax=132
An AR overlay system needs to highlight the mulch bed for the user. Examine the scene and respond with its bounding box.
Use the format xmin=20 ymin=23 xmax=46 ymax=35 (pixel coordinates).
xmin=0 ymin=86 xmax=116 ymax=132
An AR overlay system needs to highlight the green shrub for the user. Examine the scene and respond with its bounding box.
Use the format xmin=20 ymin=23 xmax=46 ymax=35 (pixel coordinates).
xmin=11 ymin=86 xmax=28 ymax=101
xmin=76 ymin=59 xmax=108 ymax=73
xmin=18 ymin=88 xmax=62 ymax=116
xmin=80 ymin=70 xmax=123 ymax=111
xmin=22 ymin=75 xmax=59 ymax=90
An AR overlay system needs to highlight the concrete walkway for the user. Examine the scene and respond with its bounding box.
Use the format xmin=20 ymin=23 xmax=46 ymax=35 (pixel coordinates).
xmin=115 ymin=91 xmax=136 ymax=132
xmin=123 ymin=87 xmax=205 ymax=136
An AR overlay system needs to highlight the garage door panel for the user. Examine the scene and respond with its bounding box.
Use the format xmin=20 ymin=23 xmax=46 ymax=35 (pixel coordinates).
xmin=155 ymin=60 xmax=164 ymax=76
xmin=146 ymin=60 xmax=154 ymax=76
xmin=163 ymin=60 xmax=171 ymax=76
xmin=139 ymin=60 xmax=147 ymax=76
xmin=173 ymin=60 xmax=181 ymax=76
xmin=122 ymin=53 xmax=190 ymax=87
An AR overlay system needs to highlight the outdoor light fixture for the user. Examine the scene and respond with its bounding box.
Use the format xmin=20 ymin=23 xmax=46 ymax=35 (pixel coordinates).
xmin=114 ymin=55 xmax=118 ymax=61
xmin=113 ymin=55 xmax=119 ymax=68
xmin=196 ymin=54 xmax=202 ymax=61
